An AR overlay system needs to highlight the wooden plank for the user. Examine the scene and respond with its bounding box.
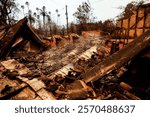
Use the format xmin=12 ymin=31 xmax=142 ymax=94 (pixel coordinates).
xmin=26 ymin=79 xmax=45 ymax=92
xmin=37 ymin=88 xmax=56 ymax=100
xmin=119 ymin=82 xmax=133 ymax=91
xmin=123 ymin=90 xmax=141 ymax=100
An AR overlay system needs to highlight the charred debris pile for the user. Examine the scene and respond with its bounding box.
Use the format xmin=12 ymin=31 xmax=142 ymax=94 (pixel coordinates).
xmin=0 ymin=18 xmax=150 ymax=100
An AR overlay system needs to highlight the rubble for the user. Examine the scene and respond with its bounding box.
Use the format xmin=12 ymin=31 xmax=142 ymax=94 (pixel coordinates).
xmin=0 ymin=18 xmax=150 ymax=100
xmin=82 ymin=30 xmax=150 ymax=83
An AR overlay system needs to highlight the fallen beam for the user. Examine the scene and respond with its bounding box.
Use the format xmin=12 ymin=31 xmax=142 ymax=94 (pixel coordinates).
xmin=0 ymin=83 xmax=27 ymax=100
xmin=81 ymin=30 xmax=150 ymax=83
xmin=123 ymin=90 xmax=141 ymax=100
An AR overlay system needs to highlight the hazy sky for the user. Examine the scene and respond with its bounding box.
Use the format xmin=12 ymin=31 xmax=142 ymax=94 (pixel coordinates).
xmin=16 ymin=0 xmax=150 ymax=25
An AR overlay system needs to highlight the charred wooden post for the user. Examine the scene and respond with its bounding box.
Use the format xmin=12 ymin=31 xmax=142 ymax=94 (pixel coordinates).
xmin=127 ymin=17 xmax=130 ymax=43
xmin=81 ymin=30 xmax=150 ymax=83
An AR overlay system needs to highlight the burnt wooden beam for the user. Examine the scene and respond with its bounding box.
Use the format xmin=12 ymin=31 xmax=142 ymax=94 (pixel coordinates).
xmin=123 ymin=90 xmax=141 ymax=100
xmin=0 ymin=83 xmax=27 ymax=100
xmin=114 ymin=91 xmax=129 ymax=100
xmin=119 ymin=82 xmax=133 ymax=91
xmin=81 ymin=30 xmax=150 ymax=83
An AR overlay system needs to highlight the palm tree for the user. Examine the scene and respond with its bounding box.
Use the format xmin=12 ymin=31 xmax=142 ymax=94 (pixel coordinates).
xmin=25 ymin=1 xmax=29 ymax=11
xmin=47 ymin=15 xmax=52 ymax=36
xmin=33 ymin=12 xmax=37 ymax=27
xmin=42 ymin=6 xmax=46 ymax=27
xmin=33 ymin=12 xmax=37 ymax=17
xmin=36 ymin=6 xmax=48 ymax=32
xmin=37 ymin=15 xmax=41 ymax=29
xmin=37 ymin=15 xmax=40 ymax=20
xmin=21 ymin=5 xmax=25 ymax=16
xmin=56 ymin=9 xmax=58 ymax=13
xmin=28 ymin=10 xmax=32 ymax=24
xmin=47 ymin=12 xmax=52 ymax=36
xmin=28 ymin=10 xmax=35 ymax=25
xmin=57 ymin=14 xmax=60 ymax=25
xmin=36 ymin=7 xmax=39 ymax=13
xmin=55 ymin=9 xmax=59 ymax=24
xmin=48 ymin=11 xmax=51 ymax=15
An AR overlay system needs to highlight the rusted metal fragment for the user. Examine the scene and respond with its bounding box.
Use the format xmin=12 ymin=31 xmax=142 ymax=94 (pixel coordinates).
xmin=37 ymin=88 xmax=56 ymax=100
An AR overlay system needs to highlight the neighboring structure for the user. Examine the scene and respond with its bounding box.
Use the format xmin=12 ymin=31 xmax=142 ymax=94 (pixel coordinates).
xmin=43 ymin=33 xmax=80 ymax=48
xmin=46 ymin=35 xmax=64 ymax=48
xmin=114 ymin=3 xmax=150 ymax=42
xmin=0 ymin=18 xmax=47 ymax=59
xmin=82 ymin=30 xmax=101 ymax=38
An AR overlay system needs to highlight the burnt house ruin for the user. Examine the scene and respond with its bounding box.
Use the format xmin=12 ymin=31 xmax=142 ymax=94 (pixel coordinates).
xmin=114 ymin=3 xmax=150 ymax=42
xmin=0 ymin=18 xmax=47 ymax=60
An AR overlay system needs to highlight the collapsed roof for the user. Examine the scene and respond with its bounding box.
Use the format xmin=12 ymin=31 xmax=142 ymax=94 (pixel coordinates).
xmin=0 ymin=18 xmax=47 ymax=60
xmin=0 ymin=29 xmax=150 ymax=100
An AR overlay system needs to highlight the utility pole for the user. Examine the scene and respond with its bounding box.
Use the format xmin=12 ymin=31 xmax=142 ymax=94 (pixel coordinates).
xmin=65 ymin=5 xmax=69 ymax=35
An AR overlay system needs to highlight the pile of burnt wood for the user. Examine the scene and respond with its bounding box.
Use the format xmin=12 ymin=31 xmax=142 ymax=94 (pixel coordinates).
xmin=0 ymin=19 xmax=150 ymax=100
